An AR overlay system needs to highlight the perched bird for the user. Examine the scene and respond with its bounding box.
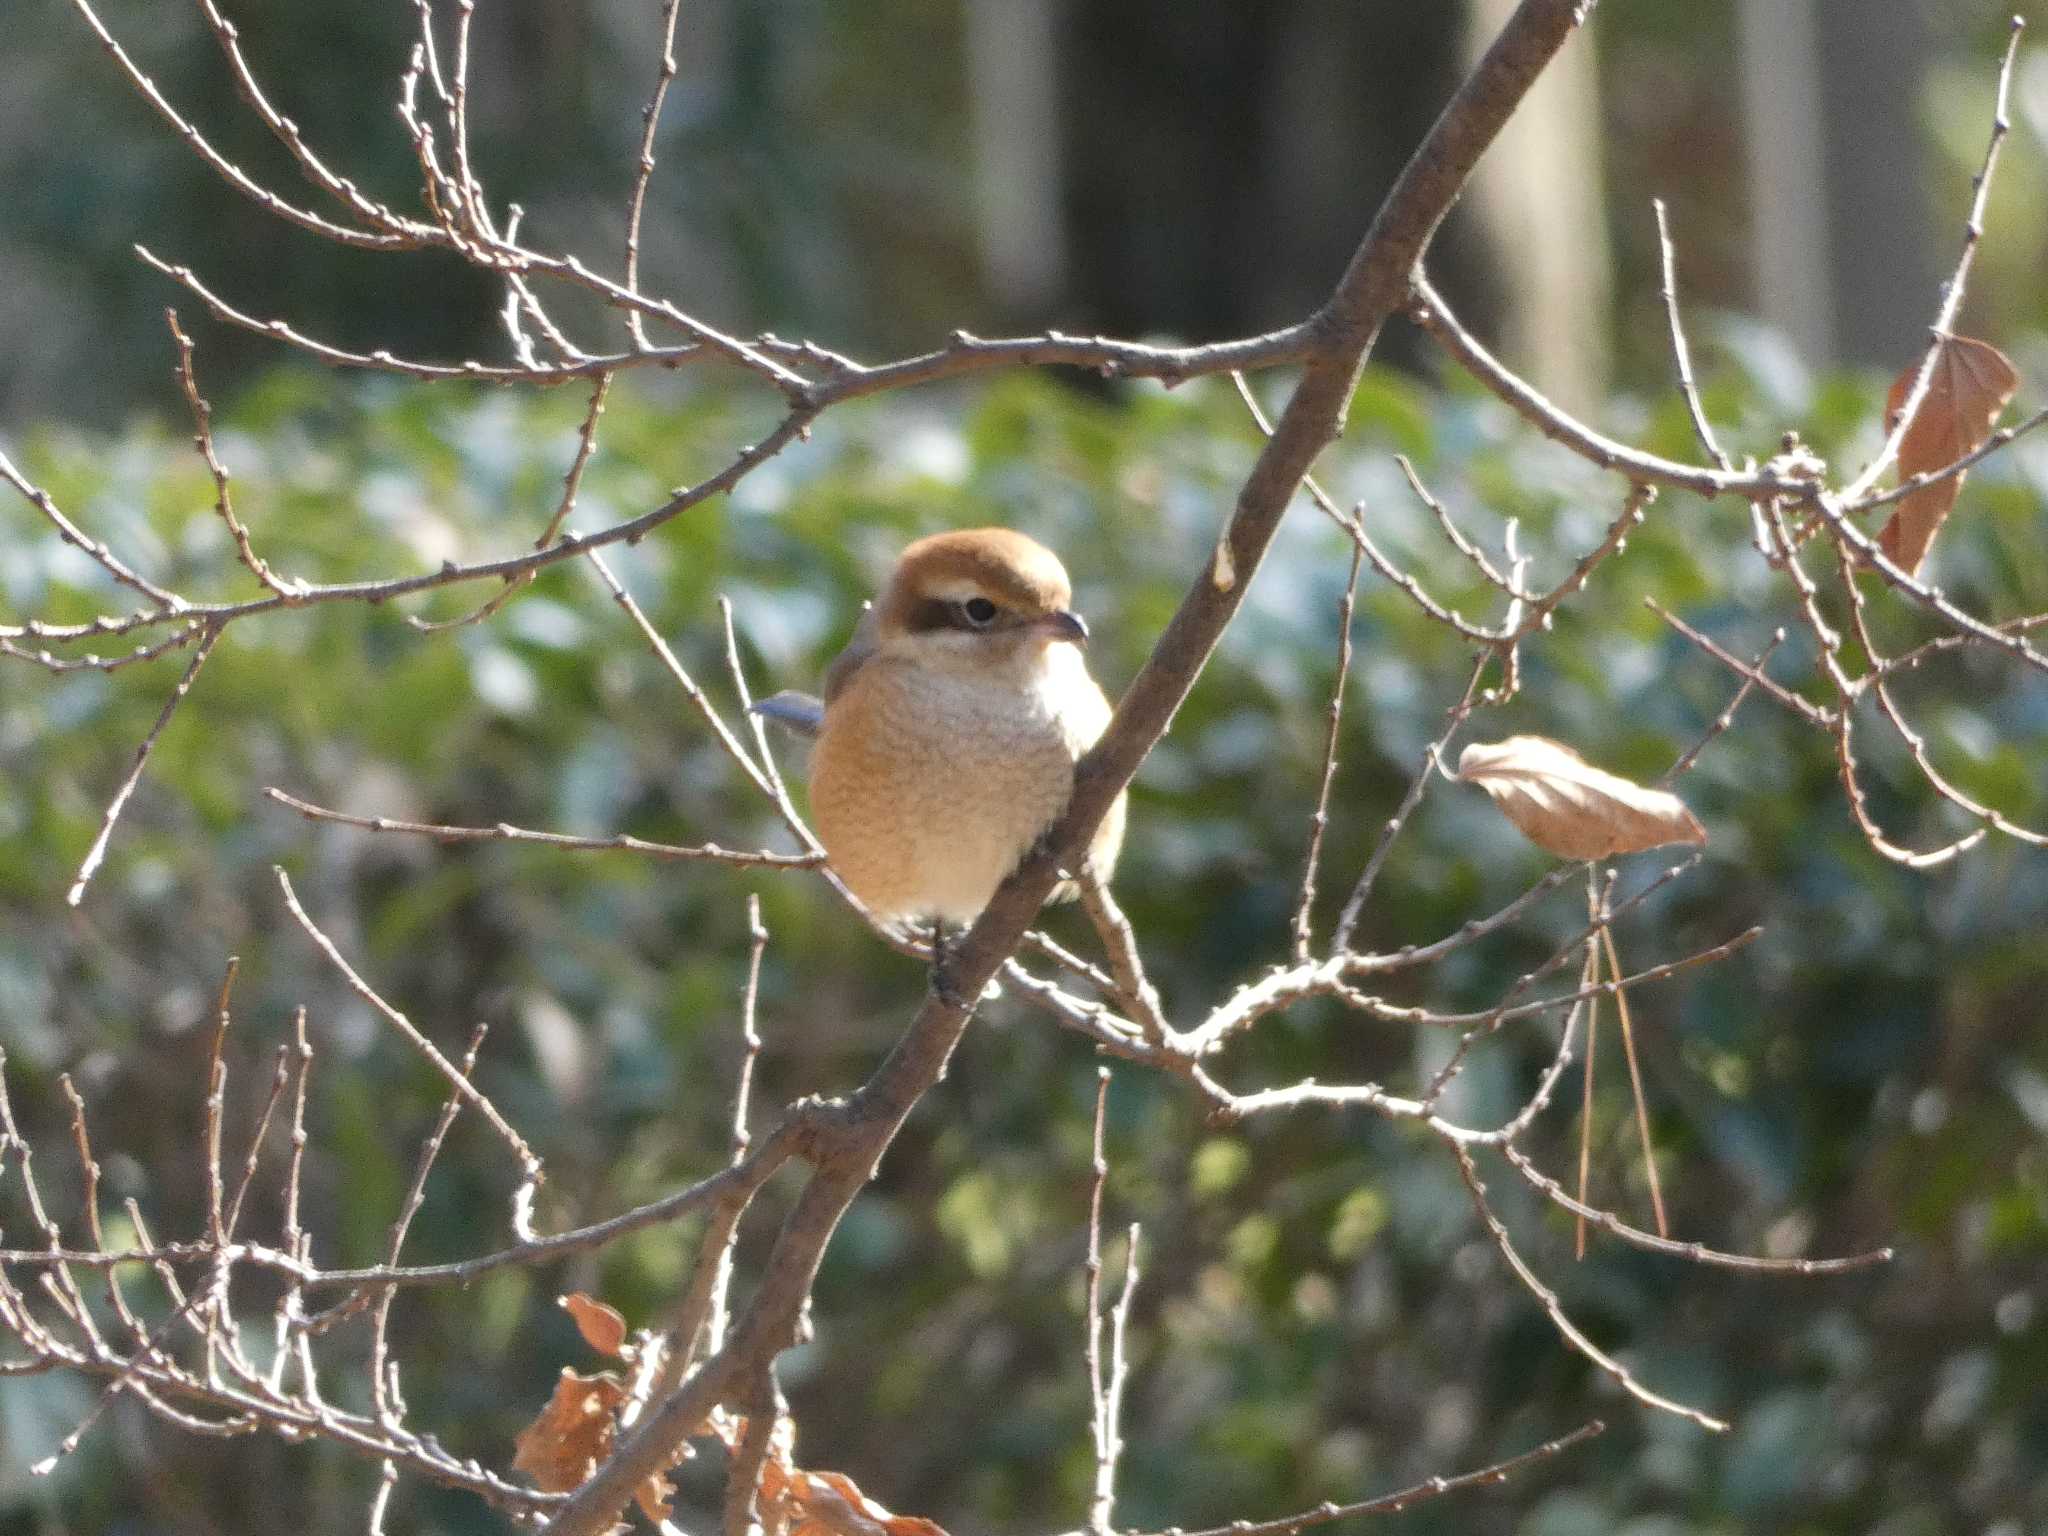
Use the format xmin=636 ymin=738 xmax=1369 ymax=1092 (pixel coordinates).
xmin=758 ymin=528 xmax=1125 ymax=930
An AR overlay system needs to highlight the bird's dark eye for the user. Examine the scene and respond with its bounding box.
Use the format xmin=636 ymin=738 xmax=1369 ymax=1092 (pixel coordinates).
xmin=960 ymin=597 xmax=998 ymax=627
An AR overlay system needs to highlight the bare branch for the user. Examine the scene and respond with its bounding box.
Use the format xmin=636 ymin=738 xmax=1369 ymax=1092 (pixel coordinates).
xmin=1601 ymin=905 xmax=1668 ymax=1238
xmin=1125 ymin=1419 xmax=1606 ymax=1536
xmin=166 ymin=309 xmax=298 ymax=597
xmin=1396 ymin=453 xmax=1526 ymax=601
xmin=623 ymin=0 xmax=685 ymax=351
xmin=371 ymin=1024 xmax=487 ymax=1436
xmin=67 ymin=623 xmax=222 ymax=907
xmin=7 ymin=410 xmax=820 ymax=648
xmin=1410 ymin=275 xmax=1772 ymax=497
xmin=1646 ymin=600 xmax=1832 ymax=729
xmin=1840 ymin=400 xmax=2048 ymax=519
xmin=0 ymin=446 xmax=183 ymax=611
xmin=707 ymin=895 xmax=771 ymax=1357
xmin=1838 ymin=17 xmax=2023 ymax=502
xmin=262 ymin=787 xmax=822 ymax=869
xmin=65 ymin=0 xmax=426 ymax=250
xmin=1652 ymin=199 xmax=1732 ymax=472
xmin=189 ymin=0 xmax=427 ymax=238
xmin=1083 ymin=1068 xmax=1115 ymax=1536
xmin=1660 ymin=630 xmax=1787 ymax=783
xmin=273 ymin=866 xmax=544 ymax=1209
xmin=1291 ymin=543 xmax=1364 ymax=961
xmin=0 ymin=624 xmax=208 ymax=675
xmin=1330 ymin=653 xmax=1492 ymax=953
xmin=1497 ymin=1144 xmax=1893 ymax=1275
xmin=1078 ymin=878 xmax=1171 ymax=1050
xmin=1452 ymin=1142 xmax=1727 ymax=1431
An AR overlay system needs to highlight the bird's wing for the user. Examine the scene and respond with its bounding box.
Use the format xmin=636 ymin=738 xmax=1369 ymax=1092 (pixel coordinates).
xmin=821 ymin=602 xmax=880 ymax=705
xmin=749 ymin=603 xmax=879 ymax=742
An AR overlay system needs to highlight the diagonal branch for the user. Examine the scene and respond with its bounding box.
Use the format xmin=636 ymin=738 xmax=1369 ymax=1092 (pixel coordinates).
xmin=539 ymin=7 xmax=1605 ymax=1532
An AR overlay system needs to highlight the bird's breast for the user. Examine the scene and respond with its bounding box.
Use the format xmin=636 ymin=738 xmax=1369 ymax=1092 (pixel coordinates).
xmin=811 ymin=652 xmax=1115 ymax=923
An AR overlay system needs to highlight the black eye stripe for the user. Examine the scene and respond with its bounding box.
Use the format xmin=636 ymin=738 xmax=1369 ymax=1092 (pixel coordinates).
xmin=904 ymin=597 xmax=1003 ymax=633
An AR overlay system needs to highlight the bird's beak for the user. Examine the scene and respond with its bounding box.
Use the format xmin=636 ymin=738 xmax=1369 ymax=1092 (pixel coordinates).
xmin=1037 ymin=609 xmax=1089 ymax=646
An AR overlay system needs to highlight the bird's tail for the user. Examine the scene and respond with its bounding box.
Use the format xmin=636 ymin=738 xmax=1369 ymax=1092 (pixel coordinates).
xmin=751 ymin=690 xmax=826 ymax=740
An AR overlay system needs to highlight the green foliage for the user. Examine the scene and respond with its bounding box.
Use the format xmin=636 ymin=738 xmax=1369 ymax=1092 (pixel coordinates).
xmin=1 ymin=354 xmax=2046 ymax=1534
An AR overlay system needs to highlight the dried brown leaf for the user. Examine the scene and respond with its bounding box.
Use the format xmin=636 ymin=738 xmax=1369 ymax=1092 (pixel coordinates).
xmin=1457 ymin=736 xmax=1707 ymax=860
xmin=1879 ymin=335 xmax=2020 ymax=574
xmin=562 ymin=1292 xmax=629 ymax=1358
xmin=512 ymin=1362 xmax=676 ymax=1521
xmin=772 ymin=1464 xmax=950 ymax=1536
xmin=635 ymin=1469 xmax=675 ymax=1525
xmin=512 ymin=1368 xmax=625 ymax=1494
xmin=713 ymin=1417 xmax=949 ymax=1536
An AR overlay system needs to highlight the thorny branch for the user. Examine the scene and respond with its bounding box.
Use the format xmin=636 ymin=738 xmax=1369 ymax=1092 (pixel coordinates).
xmin=4 ymin=0 xmax=2042 ymax=1532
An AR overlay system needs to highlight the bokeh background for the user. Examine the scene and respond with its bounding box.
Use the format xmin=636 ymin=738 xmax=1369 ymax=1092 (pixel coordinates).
xmin=2 ymin=2 xmax=2047 ymax=1534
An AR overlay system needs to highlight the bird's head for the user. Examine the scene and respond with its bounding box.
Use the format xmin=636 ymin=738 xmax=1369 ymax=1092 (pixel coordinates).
xmin=874 ymin=528 xmax=1089 ymax=676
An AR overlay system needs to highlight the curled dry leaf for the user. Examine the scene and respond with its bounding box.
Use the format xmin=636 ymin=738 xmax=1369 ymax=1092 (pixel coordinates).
xmin=763 ymin=1460 xmax=950 ymax=1536
xmin=1457 ymin=736 xmax=1706 ymax=860
xmin=515 ymin=1297 xmax=679 ymax=1521
xmin=562 ymin=1291 xmax=629 ymax=1358
xmin=512 ymin=1368 xmax=627 ymax=1495
xmin=511 ymin=1368 xmax=677 ymax=1522
xmin=1879 ymin=335 xmax=2020 ymax=575
xmin=715 ymin=1414 xmax=950 ymax=1536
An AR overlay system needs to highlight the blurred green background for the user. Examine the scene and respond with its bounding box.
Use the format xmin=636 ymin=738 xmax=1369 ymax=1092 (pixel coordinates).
xmin=3 ymin=3 xmax=2048 ymax=1535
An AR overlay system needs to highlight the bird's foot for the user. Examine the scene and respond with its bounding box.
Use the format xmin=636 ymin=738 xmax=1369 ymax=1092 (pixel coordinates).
xmin=927 ymin=920 xmax=973 ymax=1010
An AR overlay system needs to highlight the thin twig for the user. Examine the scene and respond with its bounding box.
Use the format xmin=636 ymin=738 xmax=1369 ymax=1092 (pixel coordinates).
xmin=270 ymin=1008 xmax=318 ymax=1400
xmin=411 ymin=364 xmax=614 ymax=634
xmin=0 ymin=625 xmax=207 ymax=676
xmin=198 ymin=958 xmax=246 ymax=1387
xmin=623 ymin=0 xmax=685 ymax=350
xmin=1838 ymin=17 xmax=2023 ymax=503
xmin=1645 ymin=599 xmax=1832 ymax=729
xmin=1498 ymin=1143 xmax=1894 ymax=1274
xmin=1453 ymin=1142 xmax=1727 ymax=1431
xmin=189 ymin=0 xmax=424 ymax=237
xmin=223 ymin=1047 xmax=291 ymax=1242
xmin=707 ymin=895 xmax=771 ymax=1357
xmin=1127 ymin=1419 xmax=1606 ymax=1536
xmin=67 ymin=623 xmax=221 ymax=907
xmin=273 ymin=867 xmax=544 ymax=1207
xmin=263 ymin=788 xmax=821 ymax=868
xmin=1331 ymin=653 xmax=1492 ymax=952
xmin=582 ymin=552 xmax=791 ymax=822
xmin=8 ymin=402 xmax=812 ymax=654
xmin=1078 ymin=879 xmax=1171 ymax=1049
xmin=0 ymin=447 xmax=182 ymax=614
xmin=1 ymin=1118 xmax=819 ymax=1295
xmin=1232 ymin=374 xmax=1504 ymax=645
xmin=1510 ymin=482 xmax=1656 ymax=641
xmin=1396 ymin=453 xmax=1526 ymax=599
xmin=1292 ymin=543 xmax=1364 ymax=961
xmin=65 ymin=0 xmax=423 ymax=250
xmin=372 ymin=1024 xmax=487 ymax=1430
xmin=720 ymin=594 xmax=805 ymax=830
xmin=1077 ymin=1076 xmax=1142 ymax=1536
xmin=165 ymin=308 xmax=297 ymax=596
xmin=1421 ymin=857 xmax=1711 ymax=1103
xmin=1652 ymin=199 xmax=1732 ymax=472
xmin=1660 ymin=631 xmax=1787 ymax=784
xmin=1841 ymin=400 xmax=2048 ymax=518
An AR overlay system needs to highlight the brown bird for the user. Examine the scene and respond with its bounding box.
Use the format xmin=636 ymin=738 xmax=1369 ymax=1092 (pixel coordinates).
xmin=758 ymin=528 xmax=1126 ymax=932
